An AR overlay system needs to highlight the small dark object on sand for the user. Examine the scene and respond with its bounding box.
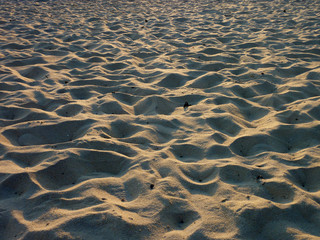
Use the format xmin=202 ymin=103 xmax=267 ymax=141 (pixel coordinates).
xmin=256 ymin=175 xmax=264 ymax=180
xmin=283 ymin=9 xmax=286 ymax=12
xmin=150 ymin=184 xmax=154 ymax=189
xmin=184 ymin=101 xmax=191 ymax=109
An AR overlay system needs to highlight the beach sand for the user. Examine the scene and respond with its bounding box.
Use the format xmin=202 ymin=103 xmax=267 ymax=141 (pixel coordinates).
xmin=0 ymin=0 xmax=320 ymax=239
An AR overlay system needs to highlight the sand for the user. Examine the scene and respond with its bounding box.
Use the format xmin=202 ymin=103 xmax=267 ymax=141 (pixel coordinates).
xmin=0 ymin=0 xmax=320 ymax=239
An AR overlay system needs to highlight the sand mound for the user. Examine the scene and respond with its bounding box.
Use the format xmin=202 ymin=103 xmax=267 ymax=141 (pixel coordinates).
xmin=1 ymin=0 xmax=320 ymax=239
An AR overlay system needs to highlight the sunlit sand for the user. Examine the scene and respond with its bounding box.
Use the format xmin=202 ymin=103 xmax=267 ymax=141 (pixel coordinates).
xmin=0 ymin=0 xmax=320 ymax=239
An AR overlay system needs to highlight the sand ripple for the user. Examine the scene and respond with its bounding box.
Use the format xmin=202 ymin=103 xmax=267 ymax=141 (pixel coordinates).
xmin=1 ymin=0 xmax=320 ymax=239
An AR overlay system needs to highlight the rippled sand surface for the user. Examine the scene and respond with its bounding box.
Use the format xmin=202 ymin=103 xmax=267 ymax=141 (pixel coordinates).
xmin=0 ymin=0 xmax=320 ymax=239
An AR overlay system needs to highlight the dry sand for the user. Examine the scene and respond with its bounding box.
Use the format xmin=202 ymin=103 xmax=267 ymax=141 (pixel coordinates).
xmin=0 ymin=0 xmax=320 ymax=239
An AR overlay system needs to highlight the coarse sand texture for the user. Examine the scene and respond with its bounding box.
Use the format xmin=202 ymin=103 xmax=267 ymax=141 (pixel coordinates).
xmin=0 ymin=0 xmax=320 ymax=239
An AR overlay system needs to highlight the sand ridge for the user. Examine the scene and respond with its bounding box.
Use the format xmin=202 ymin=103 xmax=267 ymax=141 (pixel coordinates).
xmin=0 ymin=0 xmax=320 ymax=239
